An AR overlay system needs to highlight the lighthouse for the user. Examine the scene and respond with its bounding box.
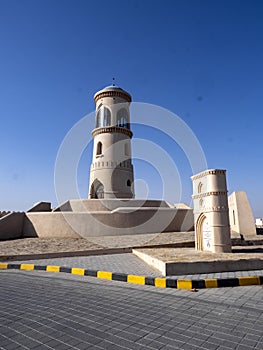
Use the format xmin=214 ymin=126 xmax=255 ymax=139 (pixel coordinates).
xmin=88 ymin=84 xmax=135 ymax=199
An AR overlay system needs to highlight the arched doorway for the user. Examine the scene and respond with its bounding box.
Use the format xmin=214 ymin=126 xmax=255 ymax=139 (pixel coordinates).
xmin=196 ymin=213 xmax=212 ymax=251
xmin=195 ymin=213 xmax=205 ymax=250
xmin=90 ymin=180 xmax=104 ymax=199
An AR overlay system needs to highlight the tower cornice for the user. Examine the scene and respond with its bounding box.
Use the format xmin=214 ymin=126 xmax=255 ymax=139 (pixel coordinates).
xmin=191 ymin=169 xmax=226 ymax=181
xmin=94 ymin=89 xmax=132 ymax=103
xmin=92 ymin=126 xmax=133 ymax=138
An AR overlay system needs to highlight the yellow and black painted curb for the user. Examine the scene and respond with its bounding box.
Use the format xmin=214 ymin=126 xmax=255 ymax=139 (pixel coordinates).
xmin=0 ymin=263 xmax=262 ymax=289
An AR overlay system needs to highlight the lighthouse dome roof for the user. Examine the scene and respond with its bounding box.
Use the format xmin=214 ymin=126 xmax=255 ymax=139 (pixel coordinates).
xmin=94 ymin=84 xmax=132 ymax=103
xmin=102 ymin=84 xmax=124 ymax=91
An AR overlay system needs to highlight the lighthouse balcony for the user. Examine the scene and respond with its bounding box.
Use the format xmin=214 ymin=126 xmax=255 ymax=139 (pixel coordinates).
xmin=92 ymin=126 xmax=133 ymax=138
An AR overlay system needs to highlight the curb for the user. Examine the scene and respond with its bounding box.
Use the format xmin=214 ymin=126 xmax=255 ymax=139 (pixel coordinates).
xmin=0 ymin=263 xmax=262 ymax=289
xmin=0 ymin=247 xmax=132 ymax=262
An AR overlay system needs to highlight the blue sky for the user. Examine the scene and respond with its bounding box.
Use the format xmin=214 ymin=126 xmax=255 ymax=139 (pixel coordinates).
xmin=0 ymin=0 xmax=262 ymax=217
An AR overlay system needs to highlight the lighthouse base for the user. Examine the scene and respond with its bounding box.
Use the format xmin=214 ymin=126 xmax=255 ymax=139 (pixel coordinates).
xmin=2 ymin=199 xmax=194 ymax=240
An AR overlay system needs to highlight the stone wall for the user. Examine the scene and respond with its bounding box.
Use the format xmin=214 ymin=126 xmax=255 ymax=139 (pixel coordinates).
xmin=228 ymin=191 xmax=256 ymax=236
xmin=0 ymin=211 xmax=11 ymax=219
xmin=0 ymin=212 xmax=25 ymax=240
xmin=1 ymin=200 xmax=194 ymax=240
xmin=23 ymin=206 xmax=194 ymax=239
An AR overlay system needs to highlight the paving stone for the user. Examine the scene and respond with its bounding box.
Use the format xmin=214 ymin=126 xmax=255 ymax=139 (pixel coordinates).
xmin=1 ymin=343 xmax=22 ymax=350
xmin=180 ymin=343 xmax=202 ymax=350
xmin=186 ymin=337 xmax=205 ymax=347
xmin=236 ymin=345 xmax=254 ymax=350
xmin=201 ymin=341 xmax=220 ymax=350
xmin=29 ymin=346 xmax=52 ymax=350
xmin=75 ymin=342 xmax=102 ymax=350
xmin=240 ymin=338 xmax=260 ymax=347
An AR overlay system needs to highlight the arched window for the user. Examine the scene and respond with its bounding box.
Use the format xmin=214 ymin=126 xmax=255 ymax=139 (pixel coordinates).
xmin=103 ymin=107 xmax=111 ymax=126
xmin=233 ymin=210 xmax=236 ymax=225
xmin=127 ymin=179 xmax=131 ymax=187
xmin=96 ymin=142 xmax=102 ymax=155
xmin=96 ymin=106 xmax=111 ymax=128
xmin=198 ymin=182 xmax=203 ymax=194
xmin=116 ymin=108 xmax=129 ymax=129
xmin=96 ymin=109 xmax=103 ymax=128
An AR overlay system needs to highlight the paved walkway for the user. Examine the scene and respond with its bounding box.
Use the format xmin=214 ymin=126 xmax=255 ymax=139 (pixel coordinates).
xmin=7 ymin=253 xmax=263 ymax=280
xmin=9 ymin=254 xmax=159 ymax=276
xmin=0 ymin=271 xmax=262 ymax=349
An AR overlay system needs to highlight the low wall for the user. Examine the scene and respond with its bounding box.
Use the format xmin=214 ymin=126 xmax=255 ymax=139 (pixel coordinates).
xmin=54 ymin=199 xmax=171 ymax=212
xmin=0 ymin=199 xmax=194 ymax=240
xmin=0 ymin=212 xmax=25 ymax=240
xmin=23 ymin=213 xmax=81 ymax=238
xmin=23 ymin=208 xmax=194 ymax=238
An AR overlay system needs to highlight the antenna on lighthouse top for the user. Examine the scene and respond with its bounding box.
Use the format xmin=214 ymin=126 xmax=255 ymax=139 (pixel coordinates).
xmin=112 ymin=77 xmax=116 ymax=86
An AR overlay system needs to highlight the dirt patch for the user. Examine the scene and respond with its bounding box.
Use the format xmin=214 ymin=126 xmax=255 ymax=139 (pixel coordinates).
xmin=134 ymin=247 xmax=263 ymax=263
xmin=0 ymin=238 xmax=104 ymax=256
xmin=142 ymin=231 xmax=195 ymax=246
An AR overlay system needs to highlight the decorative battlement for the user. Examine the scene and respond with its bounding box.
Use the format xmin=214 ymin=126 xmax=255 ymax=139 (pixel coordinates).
xmin=191 ymin=169 xmax=226 ymax=181
xmin=192 ymin=191 xmax=227 ymax=199
xmin=193 ymin=205 xmax=229 ymax=214
xmin=91 ymin=160 xmax=133 ymax=170
xmin=92 ymin=126 xmax=133 ymax=138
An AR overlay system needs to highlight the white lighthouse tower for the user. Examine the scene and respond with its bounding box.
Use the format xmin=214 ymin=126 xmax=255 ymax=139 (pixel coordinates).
xmin=88 ymin=84 xmax=134 ymax=199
